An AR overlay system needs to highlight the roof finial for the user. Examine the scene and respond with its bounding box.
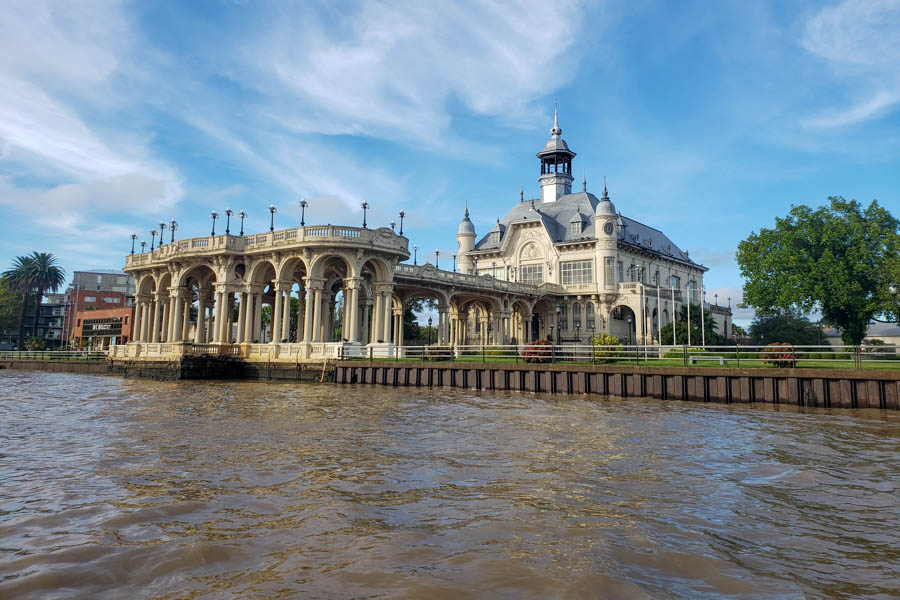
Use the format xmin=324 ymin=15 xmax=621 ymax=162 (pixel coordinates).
xmin=520 ymin=186 xmax=524 ymax=202
xmin=582 ymin=171 xmax=587 ymax=192
xmin=602 ymin=176 xmax=608 ymax=199
xmin=550 ymin=100 xmax=561 ymax=136
xmin=464 ymin=199 xmax=469 ymax=218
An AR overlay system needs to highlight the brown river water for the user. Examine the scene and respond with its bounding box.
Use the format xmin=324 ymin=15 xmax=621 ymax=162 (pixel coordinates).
xmin=0 ymin=370 xmax=898 ymax=599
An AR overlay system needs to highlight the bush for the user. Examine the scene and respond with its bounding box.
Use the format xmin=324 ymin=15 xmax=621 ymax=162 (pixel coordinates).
xmin=25 ymin=336 xmax=45 ymax=351
xmin=663 ymin=348 xmax=709 ymax=358
xmin=424 ymin=345 xmax=452 ymax=361
xmin=761 ymin=342 xmax=795 ymax=368
xmin=522 ymin=339 xmax=551 ymax=363
xmin=592 ymin=333 xmax=624 ymax=362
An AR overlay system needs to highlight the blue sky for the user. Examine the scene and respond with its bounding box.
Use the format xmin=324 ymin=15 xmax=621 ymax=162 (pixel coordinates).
xmin=1 ymin=0 xmax=899 ymax=325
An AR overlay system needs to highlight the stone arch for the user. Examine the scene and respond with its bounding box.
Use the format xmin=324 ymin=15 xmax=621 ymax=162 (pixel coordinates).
xmin=248 ymin=259 xmax=277 ymax=285
xmin=176 ymin=264 xmax=217 ymax=289
xmin=358 ymin=256 xmax=392 ymax=283
xmin=309 ymin=252 xmax=355 ymax=280
xmin=137 ymin=274 xmax=157 ymax=295
xmin=276 ymin=255 xmax=309 ymax=283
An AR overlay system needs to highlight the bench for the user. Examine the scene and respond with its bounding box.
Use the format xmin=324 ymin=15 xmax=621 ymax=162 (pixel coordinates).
xmin=687 ymin=355 xmax=727 ymax=365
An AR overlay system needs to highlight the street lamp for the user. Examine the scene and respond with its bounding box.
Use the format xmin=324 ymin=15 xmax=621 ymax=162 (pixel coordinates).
xmin=225 ymin=208 xmax=233 ymax=235
xmin=398 ymin=210 xmax=406 ymax=235
xmin=130 ymin=233 xmax=137 ymax=255
xmin=140 ymin=240 xmax=146 ymax=254
xmin=413 ymin=245 xmax=418 ymax=265
xmin=158 ymin=221 xmax=166 ymax=245
xmin=299 ymin=198 xmax=308 ymax=226
xmin=210 ymin=210 xmax=218 ymax=235
xmin=575 ymin=322 xmax=581 ymax=342
xmin=238 ymin=211 xmax=246 ymax=236
xmin=170 ymin=219 xmax=177 ymax=243
xmin=427 ymin=315 xmax=433 ymax=346
xmin=556 ymin=305 xmax=562 ymax=340
xmin=452 ymin=254 xmax=457 ymax=272
xmin=150 ymin=228 xmax=157 ymax=251
xmin=626 ymin=315 xmax=633 ymax=346
xmin=361 ymin=201 xmax=369 ymax=228
xmin=435 ymin=250 xmax=440 ymax=269
xmin=268 ymin=204 xmax=276 ymax=232
xmin=390 ymin=220 xmax=396 ymax=231
xmin=890 ymin=282 xmax=899 ymax=297
xmin=714 ymin=293 xmax=718 ymax=307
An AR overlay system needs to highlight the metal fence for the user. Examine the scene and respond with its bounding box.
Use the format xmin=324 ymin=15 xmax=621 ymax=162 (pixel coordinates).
xmin=341 ymin=344 xmax=900 ymax=370
xmin=0 ymin=350 xmax=108 ymax=361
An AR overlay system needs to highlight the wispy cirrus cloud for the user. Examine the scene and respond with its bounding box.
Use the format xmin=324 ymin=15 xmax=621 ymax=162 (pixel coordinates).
xmin=801 ymin=0 xmax=900 ymax=129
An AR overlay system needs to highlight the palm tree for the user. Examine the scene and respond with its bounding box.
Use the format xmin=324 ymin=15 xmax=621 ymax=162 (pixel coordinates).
xmin=27 ymin=253 xmax=66 ymax=339
xmin=2 ymin=255 xmax=35 ymax=349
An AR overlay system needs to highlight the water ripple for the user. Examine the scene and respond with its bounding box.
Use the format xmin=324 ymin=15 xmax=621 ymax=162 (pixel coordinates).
xmin=1 ymin=370 xmax=898 ymax=599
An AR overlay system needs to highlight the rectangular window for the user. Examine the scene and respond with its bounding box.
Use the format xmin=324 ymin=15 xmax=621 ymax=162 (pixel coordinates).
xmin=586 ymin=303 xmax=595 ymax=329
xmin=84 ymin=296 xmax=96 ymax=303
xmin=670 ymin=275 xmax=681 ymax=290
xmin=561 ymin=260 xmax=593 ymax=285
xmin=558 ymin=304 xmax=567 ymax=331
xmin=117 ymin=276 xmax=127 ymax=285
xmin=605 ymin=258 xmax=614 ymax=287
xmin=103 ymin=297 xmax=121 ymax=303
xmin=520 ymin=264 xmax=543 ymax=285
xmin=617 ymin=262 xmax=623 ymax=283
xmin=490 ymin=232 xmax=500 ymax=245
xmin=569 ymin=221 xmax=581 ymax=236
xmin=613 ymin=307 xmax=623 ymax=321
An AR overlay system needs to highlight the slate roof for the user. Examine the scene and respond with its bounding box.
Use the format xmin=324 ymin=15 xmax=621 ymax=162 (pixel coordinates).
xmin=472 ymin=192 xmax=700 ymax=267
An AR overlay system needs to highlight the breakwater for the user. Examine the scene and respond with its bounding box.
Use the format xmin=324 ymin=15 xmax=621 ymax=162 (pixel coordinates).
xmin=336 ymin=361 xmax=900 ymax=410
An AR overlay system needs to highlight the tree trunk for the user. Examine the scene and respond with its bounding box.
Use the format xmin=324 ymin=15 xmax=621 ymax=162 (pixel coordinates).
xmin=31 ymin=291 xmax=43 ymax=339
xmin=17 ymin=294 xmax=28 ymax=350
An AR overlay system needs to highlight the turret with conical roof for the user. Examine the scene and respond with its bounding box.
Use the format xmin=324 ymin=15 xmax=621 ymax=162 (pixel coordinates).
xmin=457 ymin=202 xmax=476 ymax=274
xmin=593 ymin=177 xmax=619 ymax=291
xmin=537 ymin=102 xmax=576 ymax=204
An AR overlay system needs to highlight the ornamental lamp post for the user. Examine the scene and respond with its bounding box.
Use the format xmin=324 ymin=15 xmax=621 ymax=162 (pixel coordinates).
xmin=575 ymin=322 xmax=581 ymax=343
xmin=556 ymin=305 xmax=562 ymax=341
xmin=398 ymin=210 xmax=406 ymax=235
xmin=361 ymin=201 xmax=369 ymax=228
xmin=225 ymin=208 xmax=233 ymax=235
xmin=390 ymin=220 xmax=396 ymax=232
xmin=158 ymin=221 xmax=166 ymax=245
xmin=140 ymin=240 xmax=146 ymax=254
xmin=413 ymin=245 xmax=418 ymax=265
xmin=238 ymin=211 xmax=246 ymax=236
xmin=150 ymin=228 xmax=157 ymax=251
xmin=268 ymin=204 xmax=276 ymax=232
xmin=435 ymin=250 xmax=440 ymax=269
xmin=299 ymin=198 xmax=308 ymax=226
xmin=130 ymin=233 xmax=137 ymax=255
xmin=714 ymin=293 xmax=718 ymax=307
xmin=210 ymin=210 xmax=218 ymax=235
xmin=169 ymin=219 xmax=177 ymax=243
xmin=626 ymin=315 xmax=633 ymax=346
xmin=427 ymin=315 xmax=433 ymax=346
xmin=452 ymin=254 xmax=457 ymax=272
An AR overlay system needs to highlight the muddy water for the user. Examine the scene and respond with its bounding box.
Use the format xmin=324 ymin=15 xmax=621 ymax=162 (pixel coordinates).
xmin=0 ymin=370 xmax=898 ymax=599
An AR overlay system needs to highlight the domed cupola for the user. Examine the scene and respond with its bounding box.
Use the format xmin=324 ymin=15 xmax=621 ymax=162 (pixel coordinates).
xmin=458 ymin=205 xmax=476 ymax=236
xmin=537 ymin=102 xmax=576 ymax=204
xmin=594 ymin=177 xmax=616 ymax=216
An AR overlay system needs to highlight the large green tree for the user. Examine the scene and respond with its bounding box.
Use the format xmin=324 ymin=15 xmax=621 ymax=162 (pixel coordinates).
xmin=0 ymin=278 xmax=23 ymax=344
xmin=748 ymin=309 xmax=821 ymax=346
xmin=2 ymin=255 xmax=35 ymax=349
xmin=737 ymin=197 xmax=900 ymax=345
xmin=27 ymin=253 xmax=66 ymax=339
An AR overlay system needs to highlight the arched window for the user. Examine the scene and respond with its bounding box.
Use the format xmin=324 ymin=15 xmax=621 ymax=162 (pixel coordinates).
xmin=573 ymin=302 xmax=581 ymax=329
xmin=586 ymin=302 xmax=595 ymax=329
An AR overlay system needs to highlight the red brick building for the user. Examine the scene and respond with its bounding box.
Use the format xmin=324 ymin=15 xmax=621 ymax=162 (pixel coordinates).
xmin=72 ymin=306 xmax=136 ymax=349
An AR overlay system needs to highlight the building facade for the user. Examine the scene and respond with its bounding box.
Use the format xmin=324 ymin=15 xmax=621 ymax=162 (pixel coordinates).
xmin=72 ymin=306 xmax=135 ymax=349
xmin=456 ymin=108 xmax=724 ymax=344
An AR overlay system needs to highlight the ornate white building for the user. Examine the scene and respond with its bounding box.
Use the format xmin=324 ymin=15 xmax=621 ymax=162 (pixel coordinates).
xmin=456 ymin=107 xmax=727 ymax=344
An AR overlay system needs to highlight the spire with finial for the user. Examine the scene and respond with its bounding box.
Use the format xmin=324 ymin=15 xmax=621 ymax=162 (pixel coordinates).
xmin=464 ymin=198 xmax=469 ymax=218
xmin=520 ymin=186 xmax=524 ymax=202
xmin=602 ymin=176 xmax=608 ymax=200
xmin=582 ymin=171 xmax=587 ymax=192
xmin=550 ymin=100 xmax=561 ymax=136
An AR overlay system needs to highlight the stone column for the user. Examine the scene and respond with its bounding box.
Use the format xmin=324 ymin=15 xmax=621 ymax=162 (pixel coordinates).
xmin=346 ymin=284 xmax=359 ymax=342
xmin=393 ymin=310 xmax=402 ymax=346
xmin=296 ymin=290 xmax=305 ymax=342
xmin=132 ymin=299 xmax=143 ymax=342
xmin=182 ymin=297 xmax=191 ymax=341
xmin=151 ymin=297 xmax=162 ymax=343
xmin=281 ymin=288 xmax=292 ymax=342
xmin=372 ymin=293 xmax=382 ymax=342
xmin=253 ymin=294 xmax=263 ymax=342
xmin=172 ymin=291 xmax=184 ymax=342
xmin=303 ymin=286 xmax=315 ymax=342
xmin=242 ymin=292 xmax=253 ymax=343
xmin=272 ymin=286 xmax=284 ymax=344
xmin=143 ymin=302 xmax=151 ymax=342
xmin=311 ymin=288 xmax=322 ymax=343
xmin=195 ymin=297 xmax=206 ymax=343
xmin=362 ymin=303 xmax=371 ymax=343
xmin=382 ymin=292 xmax=393 ymax=343
xmin=237 ymin=292 xmax=247 ymax=343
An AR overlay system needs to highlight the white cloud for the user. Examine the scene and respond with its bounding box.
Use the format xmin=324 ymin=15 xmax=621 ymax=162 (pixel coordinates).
xmin=801 ymin=0 xmax=900 ymax=128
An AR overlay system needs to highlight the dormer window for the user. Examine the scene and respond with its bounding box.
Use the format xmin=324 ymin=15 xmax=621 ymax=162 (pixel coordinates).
xmin=489 ymin=231 xmax=501 ymax=245
xmin=569 ymin=220 xmax=581 ymax=236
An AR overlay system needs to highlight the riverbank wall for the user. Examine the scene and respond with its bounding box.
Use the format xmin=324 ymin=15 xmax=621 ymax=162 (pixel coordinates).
xmin=335 ymin=361 xmax=900 ymax=410
xmin=0 ymin=359 xmax=110 ymax=375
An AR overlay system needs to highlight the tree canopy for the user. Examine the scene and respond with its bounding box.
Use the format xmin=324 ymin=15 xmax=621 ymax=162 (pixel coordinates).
xmin=748 ymin=309 xmax=821 ymax=346
xmin=737 ymin=197 xmax=900 ymax=345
